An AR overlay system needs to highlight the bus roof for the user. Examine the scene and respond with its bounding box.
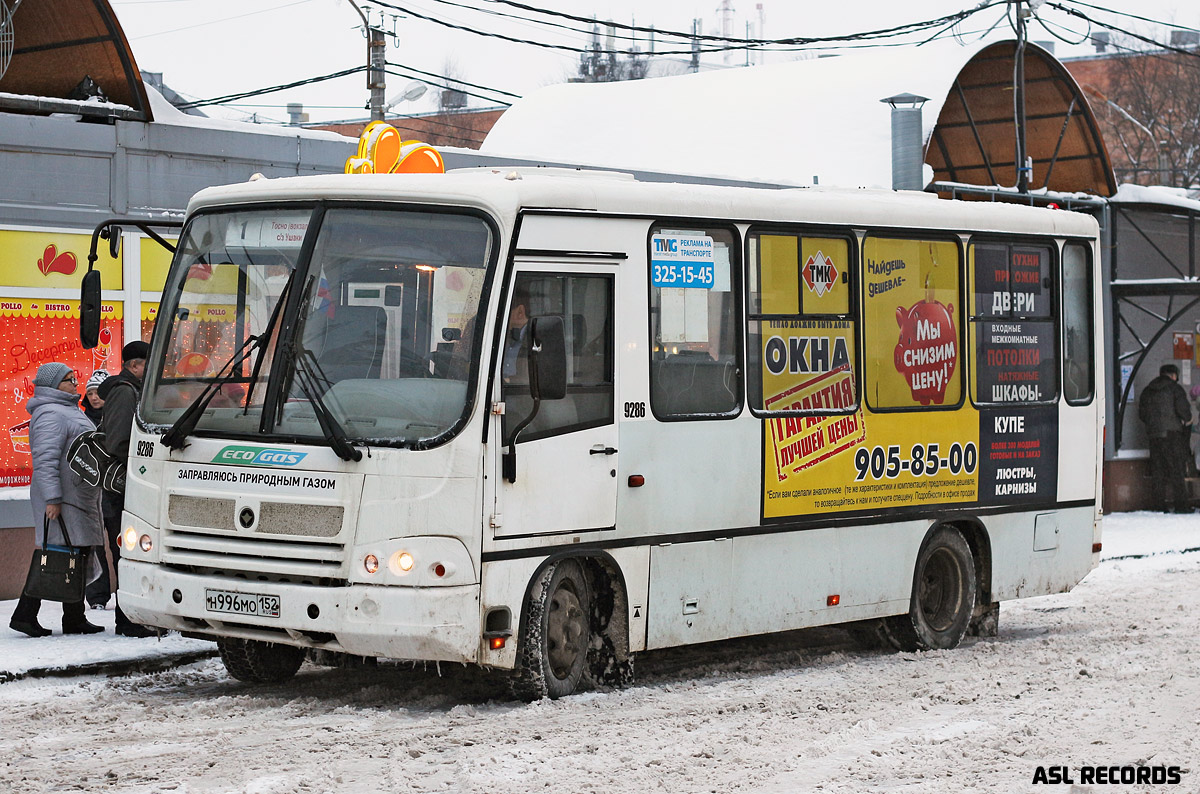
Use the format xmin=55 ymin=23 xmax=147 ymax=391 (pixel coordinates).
xmin=186 ymin=168 xmax=1100 ymax=240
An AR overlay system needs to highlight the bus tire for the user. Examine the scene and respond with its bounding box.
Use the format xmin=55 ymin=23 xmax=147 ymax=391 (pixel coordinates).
xmin=884 ymin=526 xmax=977 ymax=652
xmin=509 ymin=559 xmax=591 ymax=701
xmin=217 ymin=637 xmax=305 ymax=683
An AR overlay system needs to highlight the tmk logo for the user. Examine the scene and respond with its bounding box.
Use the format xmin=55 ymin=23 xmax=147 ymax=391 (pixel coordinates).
xmin=213 ymin=446 xmax=307 ymax=467
xmin=802 ymin=251 xmax=838 ymax=297
xmin=653 ymin=238 xmax=678 ymax=253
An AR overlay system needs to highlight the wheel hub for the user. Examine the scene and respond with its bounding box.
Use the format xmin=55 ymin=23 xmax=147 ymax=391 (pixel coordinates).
xmin=546 ymin=585 xmax=586 ymax=679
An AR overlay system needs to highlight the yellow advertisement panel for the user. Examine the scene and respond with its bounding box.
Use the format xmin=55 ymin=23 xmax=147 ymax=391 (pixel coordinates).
xmin=800 ymin=237 xmax=849 ymax=315
xmin=140 ymin=236 xmax=178 ymax=293
xmin=0 ymin=229 xmax=122 ymax=289
xmin=763 ymin=237 xmax=979 ymax=519
xmin=862 ymin=238 xmax=961 ymax=409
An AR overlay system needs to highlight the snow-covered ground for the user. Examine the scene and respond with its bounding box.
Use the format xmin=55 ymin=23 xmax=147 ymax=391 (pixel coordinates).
xmin=1 ymin=512 xmax=1197 ymax=793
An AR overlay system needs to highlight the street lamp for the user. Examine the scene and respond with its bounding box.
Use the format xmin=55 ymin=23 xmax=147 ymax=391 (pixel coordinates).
xmin=384 ymin=80 xmax=427 ymax=115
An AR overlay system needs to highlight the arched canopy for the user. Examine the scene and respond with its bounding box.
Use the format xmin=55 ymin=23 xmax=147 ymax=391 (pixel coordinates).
xmin=927 ymin=41 xmax=1116 ymax=197
xmin=0 ymin=0 xmax=151 ymax=121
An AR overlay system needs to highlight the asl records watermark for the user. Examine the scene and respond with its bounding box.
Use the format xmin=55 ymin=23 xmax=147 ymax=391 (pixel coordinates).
xmin=1032 ymin=766 xmax=1183 ymax=785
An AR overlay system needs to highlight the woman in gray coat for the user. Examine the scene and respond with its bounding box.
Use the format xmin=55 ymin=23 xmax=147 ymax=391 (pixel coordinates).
xmin=9 ymin=362 xmax=106 ymax=637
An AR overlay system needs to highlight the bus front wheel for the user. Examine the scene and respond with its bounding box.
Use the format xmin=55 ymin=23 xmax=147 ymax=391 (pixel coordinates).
xmin=510 ymin=559 xmax=591 ymax=700
xmin=217 ymin=637 xmax=305 ymax=683
xmin=884 ymin=526 xmax=976 ymax=652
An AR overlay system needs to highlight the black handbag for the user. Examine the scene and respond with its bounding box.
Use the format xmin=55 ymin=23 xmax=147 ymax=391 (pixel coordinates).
xmin=22 ymin=515 xmax=88 ymax=603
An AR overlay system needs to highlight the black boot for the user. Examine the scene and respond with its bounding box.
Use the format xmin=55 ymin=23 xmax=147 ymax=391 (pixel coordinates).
xmin=9 ymin=595 xmax=51 ymax=637
xmin=62 ymin=600 xmax=104 ymax=634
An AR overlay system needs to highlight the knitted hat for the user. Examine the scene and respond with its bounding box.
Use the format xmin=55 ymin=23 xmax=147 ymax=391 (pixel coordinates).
xmin=122 ymin=340 xmax=150 ymax=362
xmin=33 ymin=362 xmax=74 ymax=388
xmin=86 ymin=371 xmax=110 ymax=391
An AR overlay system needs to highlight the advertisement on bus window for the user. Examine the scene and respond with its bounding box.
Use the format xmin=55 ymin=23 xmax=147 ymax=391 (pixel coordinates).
xmin=763 ymin=237 xmax=981 ymax=519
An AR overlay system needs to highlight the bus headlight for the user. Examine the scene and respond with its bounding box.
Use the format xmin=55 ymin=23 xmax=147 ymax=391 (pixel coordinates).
xmin=139 ymin=534 xmax=153 ymax=553
xmin=123 ymin=526 xmax=138 ymax=551
xmin=391 ymin=551 xmax=415 ymax=574
xmin=363 ymin=554 xmax=380 ymax=575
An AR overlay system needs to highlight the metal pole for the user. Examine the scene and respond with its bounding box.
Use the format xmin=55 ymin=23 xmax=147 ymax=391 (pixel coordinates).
xmin=1015 ymin=0 xmax=1030 ymax=193
xmin=344 ymin=3 xmax=385 ymax=122
xmin=368 ymin=26 xmax=386 ymax=121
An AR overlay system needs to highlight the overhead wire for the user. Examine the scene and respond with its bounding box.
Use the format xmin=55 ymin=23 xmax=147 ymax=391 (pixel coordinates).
xmin=177 ymin=66 xmax=366 ymax=110
xmin=1055 ymin=0 xmax=1200 ymax=35
xmin=383 ymin=66 xmax=512 ymax=107
xmin=363 ymin=0 xmax=1007 ymax=56
xmin=1044 ymin=2 xmax=1200 ymax=57
xmin=385 ymin=61 xmax=521 ymax=98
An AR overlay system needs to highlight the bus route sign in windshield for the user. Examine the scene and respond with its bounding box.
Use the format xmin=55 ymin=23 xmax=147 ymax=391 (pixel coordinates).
xmin=651 ymin=233 xmax=715 ymax=288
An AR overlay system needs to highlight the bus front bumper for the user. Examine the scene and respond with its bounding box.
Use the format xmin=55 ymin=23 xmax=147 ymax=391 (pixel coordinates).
xmin=117 ymin=560 xmax=481 ymax=664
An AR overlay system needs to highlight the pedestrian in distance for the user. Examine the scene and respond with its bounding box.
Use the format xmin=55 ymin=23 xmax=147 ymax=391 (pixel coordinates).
xmin=80 ymin=370 xmax=108 ymax=426
xmin=82 ymin=370 xmax=113 ymax=609
xmin=9 ymin=362 xmax=106 ymax=637
xmin=96 ymin=341 xmax=156 ymax=637
xmin=1138 ymin=363 xmax=1194 ymax=514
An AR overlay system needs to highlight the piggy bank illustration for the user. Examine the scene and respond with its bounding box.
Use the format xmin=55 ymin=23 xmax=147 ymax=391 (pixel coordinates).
xmin=893 ymin=299 xmax=958 ymax=405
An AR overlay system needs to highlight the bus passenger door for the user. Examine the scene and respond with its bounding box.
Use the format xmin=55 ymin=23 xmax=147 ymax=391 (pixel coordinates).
xmin=493 ymin=265 xmax=618 ymax=538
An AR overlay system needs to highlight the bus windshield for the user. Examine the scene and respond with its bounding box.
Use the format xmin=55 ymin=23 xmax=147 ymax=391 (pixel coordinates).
xmin=143 ymin=205 xmax=494 ymax=447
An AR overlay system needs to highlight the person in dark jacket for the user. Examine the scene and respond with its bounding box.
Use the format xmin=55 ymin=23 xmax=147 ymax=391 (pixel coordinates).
xmin=1138 ymin=363 xmax=1193 ymax=513
xmin=96 ymin=341 xmax=156 ymax=637
xmin=9 ymin=362 xmax=105 ymax=637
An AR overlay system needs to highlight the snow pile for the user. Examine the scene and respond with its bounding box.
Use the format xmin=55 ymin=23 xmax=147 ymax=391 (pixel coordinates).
xmin=0 ymin=511 xmax=1197 ymax=793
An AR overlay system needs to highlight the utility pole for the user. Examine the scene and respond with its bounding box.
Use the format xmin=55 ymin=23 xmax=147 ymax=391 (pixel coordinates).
xmin=1014 ymin=0 xmax=1031 ymax=193
xmin=345 ymin=2 xmax=386 ymax=122
xmin=691 ymin=18 xmax=701 ymax=73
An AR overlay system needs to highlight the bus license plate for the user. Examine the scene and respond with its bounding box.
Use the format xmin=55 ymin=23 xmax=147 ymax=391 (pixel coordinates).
xmin=205 ymin=588 xmax=281 ymax=618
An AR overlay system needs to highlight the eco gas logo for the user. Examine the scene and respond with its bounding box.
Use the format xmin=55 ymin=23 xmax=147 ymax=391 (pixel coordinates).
xmin=212 ymin=446 xmax=307 ymax=467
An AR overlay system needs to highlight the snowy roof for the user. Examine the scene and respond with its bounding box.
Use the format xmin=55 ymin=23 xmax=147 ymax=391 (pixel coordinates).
xmin=1110 ymin=183 xmax=1200 ymax=211
xmin=481 ymin=40 xmax=984 ymax=189
xmin=143 ymin=84 xmax=354 ymax=142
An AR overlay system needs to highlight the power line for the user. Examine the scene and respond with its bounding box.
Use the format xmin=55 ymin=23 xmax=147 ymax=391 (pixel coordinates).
xmin=385 ymin=61 xmax=521 ymax=98
xmin=1056 ymin=0 xmax=1200 ymax=35
xmin=177 ymin=66 xmax=367 ymax=110
xmin=129 ymin=0 xmax=315 ymax=40
xmin=384 ymin=65 xmax=512 ymax=106
xmin=1046 ymin=2 xmax=1200 ymax=57
xmin=365 ymin=0 xmax=1005 ymax=56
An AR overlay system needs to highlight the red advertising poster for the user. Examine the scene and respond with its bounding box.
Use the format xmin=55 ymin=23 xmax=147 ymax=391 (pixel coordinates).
xmin=1 ymin=300 xmax=123 ymax=488
xmin=1173 ymin=332 xmax=1193 ymax=361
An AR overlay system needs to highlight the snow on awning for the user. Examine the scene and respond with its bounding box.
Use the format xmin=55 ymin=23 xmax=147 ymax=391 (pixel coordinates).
xmin=0 ymin=0 xmax=152 ymax=121
xmin=483 ymin=39 xmax=1117 ymax=197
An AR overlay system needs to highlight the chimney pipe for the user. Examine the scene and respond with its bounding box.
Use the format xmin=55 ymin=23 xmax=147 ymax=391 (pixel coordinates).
xmin=881 ymin=93 xmax=929 ymax=191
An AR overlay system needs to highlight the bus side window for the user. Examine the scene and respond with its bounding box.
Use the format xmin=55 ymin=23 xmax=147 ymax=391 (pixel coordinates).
xmin=503 ymin=272 xmax=614 ymax=442
xmin=747 ymin=230 xmax=857 ymax=416
xmin=862 ymin=236 xmax=961 ymax=411
xmin=968 ymin=241 xmax=1057 ymax=405
xmin=1062 ymin=244 xmax=1094 ymax=404
xmin=648 ymin=225 xmax=741 ymax=419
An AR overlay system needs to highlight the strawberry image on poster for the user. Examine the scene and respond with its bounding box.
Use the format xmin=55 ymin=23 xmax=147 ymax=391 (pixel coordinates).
xmin=893 ymin=297 xmax=958 ymax=405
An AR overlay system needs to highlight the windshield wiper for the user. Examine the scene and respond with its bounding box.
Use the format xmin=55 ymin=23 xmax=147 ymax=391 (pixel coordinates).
xmin=290 ymin=347 xmax=363 ymax=462
xmin=160 ymin=266 xmax=299 ymax=451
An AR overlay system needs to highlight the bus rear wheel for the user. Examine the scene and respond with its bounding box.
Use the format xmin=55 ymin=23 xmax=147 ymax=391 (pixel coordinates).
xmin=884 ymin=526 xmax=976 ymax=652
xmin=217 ymin=637 xmax=305 ymax=683
xmin=510 ymin=559 xmax=591 ymax=701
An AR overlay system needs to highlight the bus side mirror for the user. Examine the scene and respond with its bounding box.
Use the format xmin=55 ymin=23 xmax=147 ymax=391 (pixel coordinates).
xmin=529 ymin=315 xmax=566 ymax=400
xmin=80 ymin=269 xmax=102 ymax=348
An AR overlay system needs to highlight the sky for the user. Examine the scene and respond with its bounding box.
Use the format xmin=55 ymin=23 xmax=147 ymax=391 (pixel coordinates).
xmin=107 ymin=0 xmax=1200 ymax=127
